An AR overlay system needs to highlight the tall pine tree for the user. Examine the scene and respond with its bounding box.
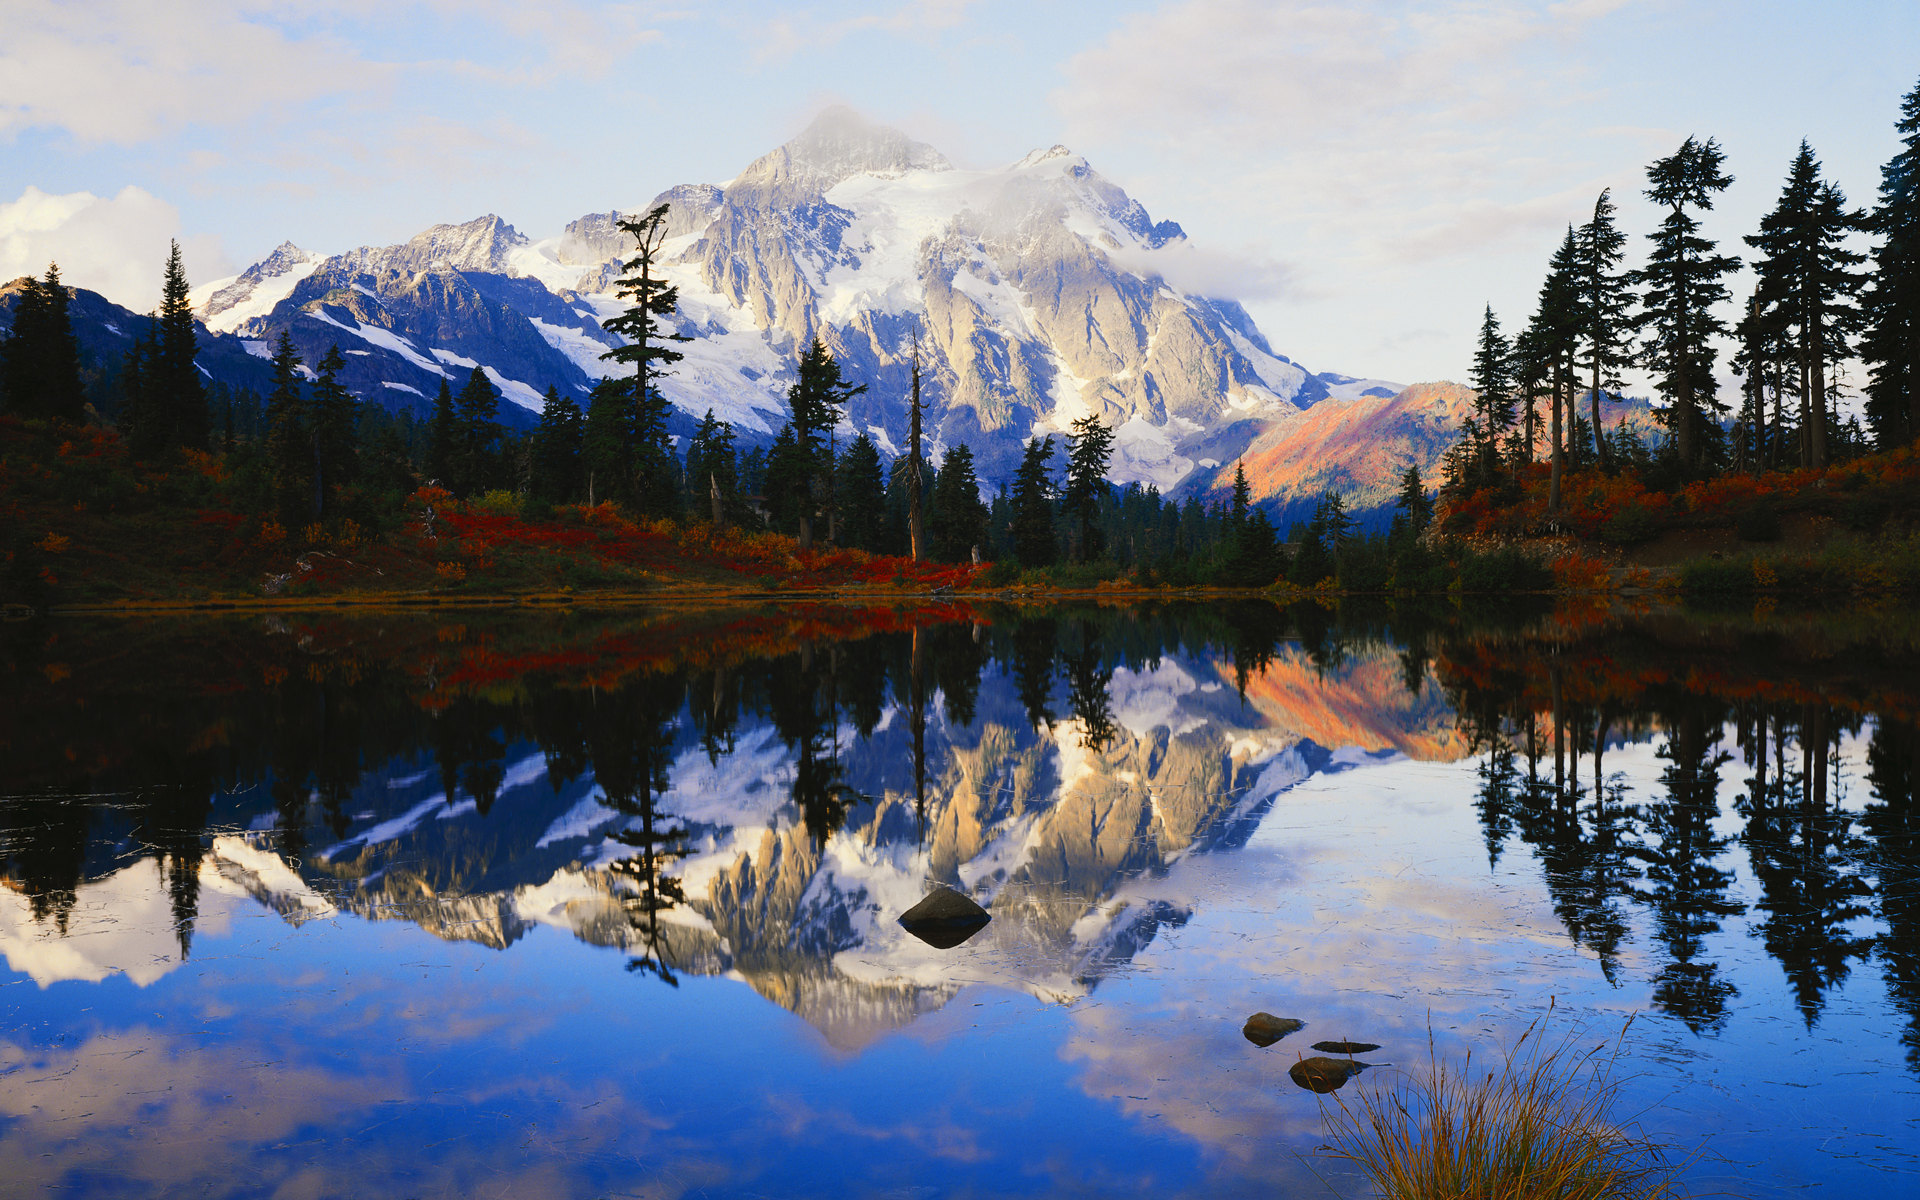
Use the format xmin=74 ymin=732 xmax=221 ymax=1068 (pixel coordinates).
xmin=928 ymin=443 xmax=988 ymax=563
xmin=310 ymin=345 xmax=359 ymax=517
xmin=906 ymin=331 xmax=927 ymax=560
xmin=154 ymin=240 xmax=207 ymax=451
xmin=600 ymin=203 xmax=691 ymax=517
xmin=1631 ymin=136 xmax=1740 ymax=472
xmin=1468 ymin=305 xmax=1515 ymax=484
xmin=0 ymin=265 xmax=83 ymax=424
xmin=1864 ymin=75 xmax=1920 ymax=446
xmin=684 ymin=409 xmax=738 ymax=525
xmin=529 ymin=386 xmax=586 ymax=507
xmin=1060 ymin=413 xmax=1115 ymax=562
xmin=1529 ymin=229 xmax=1583 ymax=511
xmin=1577 ymin=189 xmax=1633 ymax=472
xmin=782 ymin=339 xmax=864 ymax=548
xmin=1010 ymin=436 xmax=1057 ymax=568
xmin=451 ymin=367 xmax=501 ymax=497
xmin=1729 ymin=288 xmax=1792 ymax=470
xmin=263 ymin=331 xmax=311 ymax=523
xmin=1747 ymin=142 xmax=1865 ymax=469
xmin=426 ymin=378 xmax=456 ymax=487
xmin=836 ymin=433 xmax=886 ymax=551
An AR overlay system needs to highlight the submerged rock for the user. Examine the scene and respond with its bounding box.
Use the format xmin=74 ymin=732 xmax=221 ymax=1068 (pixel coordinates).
xmin=1311 ymin=1040 xmax=1382 ymax=1055
xmin=1289 ymin=1056 xmax=1368 ymax=1093
xmin=897 ymin=886 xmax=992 ymax=949
xmin=1242 ymin=1013 xmax=1305 ymax=1047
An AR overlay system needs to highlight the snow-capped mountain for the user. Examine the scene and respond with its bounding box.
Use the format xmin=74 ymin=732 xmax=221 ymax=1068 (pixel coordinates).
xmin=196 ymin=107 xmax=1403 ymax=489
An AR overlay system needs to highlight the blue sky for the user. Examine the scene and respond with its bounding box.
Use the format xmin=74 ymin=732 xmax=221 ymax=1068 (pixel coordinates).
xmin=2 ymin=0 xmax=1915 ymax=388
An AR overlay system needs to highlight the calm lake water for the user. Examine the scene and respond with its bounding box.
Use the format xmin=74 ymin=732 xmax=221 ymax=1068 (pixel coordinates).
xmin=2 ymin=600 xmax=1917 ymax=1198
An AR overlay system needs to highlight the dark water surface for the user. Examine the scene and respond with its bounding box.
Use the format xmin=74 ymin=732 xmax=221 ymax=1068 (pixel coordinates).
xmin=2 ymin=600 xmax=1918 ymax=1197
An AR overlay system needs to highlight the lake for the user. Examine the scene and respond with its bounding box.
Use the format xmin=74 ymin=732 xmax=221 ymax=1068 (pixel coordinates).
xmin=2 ymin=599 xmax=1917 ymax=1198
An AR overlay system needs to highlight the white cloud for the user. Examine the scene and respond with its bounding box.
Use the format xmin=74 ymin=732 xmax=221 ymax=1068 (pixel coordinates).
xmin=1047 ymin=0 xmax=1666 ymax=381
xmin=1053 ymin=0 xmax=1645 ymax=267
xmin=0 ymin=2 xmax=667 ymax=146
xmin=747 ymin=0 xmax=984 ymax=64
xmin=0 ymin=2 xmax=386 ymax=144
xmin=1105 ymin=239 xmax=1294 ymax=301
xmin=0 ymin=187 xmax=232 ymax=311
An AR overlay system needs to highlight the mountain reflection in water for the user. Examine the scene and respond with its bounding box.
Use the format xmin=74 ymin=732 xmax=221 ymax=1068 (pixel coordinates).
xmin=2 ymin=600 xmax=1919 ymax=1196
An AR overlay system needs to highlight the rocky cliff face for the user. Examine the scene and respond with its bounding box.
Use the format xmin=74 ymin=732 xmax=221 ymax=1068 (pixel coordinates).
xmin=636 ymin=112 xmax=1333 ymax=482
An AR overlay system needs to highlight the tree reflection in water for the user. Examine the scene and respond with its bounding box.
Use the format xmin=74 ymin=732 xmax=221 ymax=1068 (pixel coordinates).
xmin=4 ymin=602 xmax=1920 ymax=1058
xmin=1865 ymin=716 xmax=1920 ymax=1067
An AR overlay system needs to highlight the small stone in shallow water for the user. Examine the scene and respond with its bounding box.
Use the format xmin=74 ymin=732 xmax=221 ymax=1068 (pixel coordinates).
xmin=898 ymin=886 xmax=991 ymax=949
xmin=1311 ymin=1040 xmax=1382 ymax=1055
xmin=1289 ymin=1056 xmax=1368 ymax=1093
xmin=1242 ymin=1013 xmax=1305 ymax=1046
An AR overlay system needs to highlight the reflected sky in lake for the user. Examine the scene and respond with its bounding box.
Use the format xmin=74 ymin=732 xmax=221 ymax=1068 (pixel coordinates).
xmin=2 ymin=602 xmax=1918 ymax=1197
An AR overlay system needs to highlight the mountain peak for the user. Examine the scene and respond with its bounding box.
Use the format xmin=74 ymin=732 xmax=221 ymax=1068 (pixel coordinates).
xmin=333 ymin=214 xmax=528 ymax=280
xmin=257 ymin=242 xmax=318 ymax=275
xmin=787 ymin=106 xmax=949 ymax=173
xmin=730 ymin=108 xmax=950 ymax=203
xmin=1014 ymin=144 xmax=1081 ymax=170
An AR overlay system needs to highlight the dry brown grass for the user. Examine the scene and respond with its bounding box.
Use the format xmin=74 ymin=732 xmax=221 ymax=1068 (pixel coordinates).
xmin=1318 ymin=1006 xmax=1691 ymax=1200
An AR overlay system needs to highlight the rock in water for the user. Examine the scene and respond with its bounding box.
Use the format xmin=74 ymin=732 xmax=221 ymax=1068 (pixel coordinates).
xmin=1242 ymin=1013 xmax=1305 ymax=1047
xmin=1311 ymin=1041 xmax=1382 ymax=1055
xmin=1289 ymin=1056 xmax=1367 ymax=1093
xmin=898 ymin=886 xmax=991 ymax=949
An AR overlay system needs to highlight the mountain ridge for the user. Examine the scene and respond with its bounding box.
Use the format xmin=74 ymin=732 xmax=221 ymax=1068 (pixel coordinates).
xmin=180 ymin=109 xmax=1417 ymax=495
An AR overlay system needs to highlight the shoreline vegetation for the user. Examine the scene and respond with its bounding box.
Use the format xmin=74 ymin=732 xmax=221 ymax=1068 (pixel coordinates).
xmin=1 ymin=410 xmax=1916 ymax=613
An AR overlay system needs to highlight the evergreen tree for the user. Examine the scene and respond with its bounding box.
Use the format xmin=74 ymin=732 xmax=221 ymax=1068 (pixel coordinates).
xmin=1468 ymin=305 xmax=1516 ymax=483
xmin=1631 ymin=136 xmax=1741 ymax=472
xmin=263 ymin=331 xmax=311 ymax=523
xmin=1060 ymin=413 xmax=1115 ymax=561
xmin=0 ymin=265 xmax=84 ymax=424
xmin=1864 ymin=75 xmax=1920 ymax=446
xmin=762 ymin=424 xmax=807 ymax=534
xmin=629 ymin=374 xmax=679 ymax=518
xmin=782 ymin=339 xmax=864 ymax=548
xmin=1221 ymin=506 xmax=1282 ymax=586
xmin=884 ymin=447 xmax=932 ymax=555
xmin=1730 ymin=288 xmax=1792 ymax=469
xmin=529 ymin=386 xmax=585 ymax=506
xmin=906 ymin=331 xmax=928 ymax=560
xmin=1510 ymin=319 xmax=1551 ymax=466
xmin=358 ymin=410 xmax=418 ymax=503
xmin=1229 ymin=461 xmax=1252 ymax=533
xmin=1289 ymin=503 xmax=1334 ymax=586
xmin=1389 ymin=465 xmax=1434 ymax=545
xmin=600 ymin=203 xmax=692 ymax=512
xmin=310 ymin=346 xmax=358 ymax=517
xmin=1747 ymin=141 xmax=1867 ymax=469
xmin=1577 ymin=189 xmax=1633 ymax=471
xmin=0 ymin=273 xmax=47 ymax=417
xmin=683 ymin=409 xmax=738 ymax=524
xmin=426 ymin=379 xmax=456 ymax=487
xmin=451 ymin=367 xmax=501 ymax=497
xmin=836 ymin=433 xmax=886 ymax=551
xmin=118 ymin=321 xmax=156 ymax=453
xmin=928 ymin=442 xmax=988 ymax=562
xmin=1317 ymin=490 xmax=1354 ymax=557
xmin=1532 ymin=229 xmax=1583 ymax=510
xmin=1010 ymin=436 xmax=1057 ymax=568
xmin=36 ymin=265 xmax=82 ymax=423
xmin=154 ymin=240 xmax=207 ymax=450
xmin=582 ymin=376 xmax=634 ymax=506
